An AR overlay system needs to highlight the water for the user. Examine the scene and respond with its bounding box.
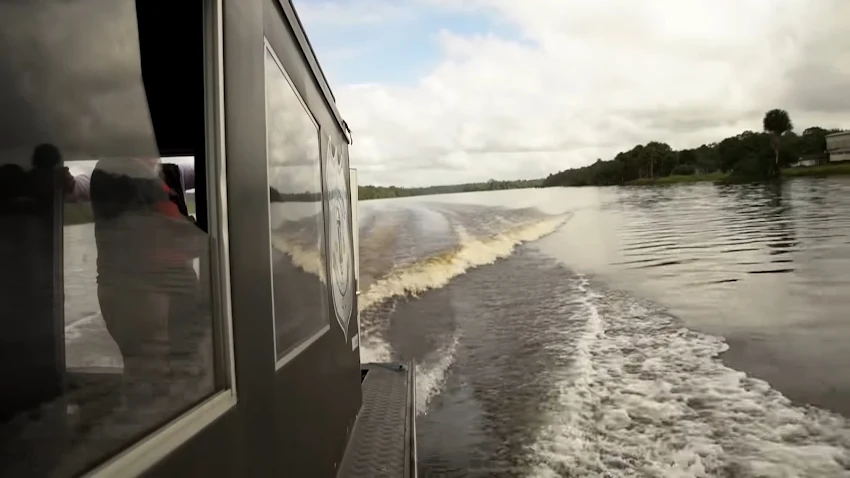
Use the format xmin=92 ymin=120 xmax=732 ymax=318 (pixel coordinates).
xmin=60 ymin=177 xmax=850 ymax=476
xmin=355 ymin=177 xmax=850 ymax=477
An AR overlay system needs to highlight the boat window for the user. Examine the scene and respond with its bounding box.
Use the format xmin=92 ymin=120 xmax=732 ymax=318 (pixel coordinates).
xmin=0 ymin=0 xmax=231 ymax=476
xmin=264 ymin=43 xmax=330 ymax=367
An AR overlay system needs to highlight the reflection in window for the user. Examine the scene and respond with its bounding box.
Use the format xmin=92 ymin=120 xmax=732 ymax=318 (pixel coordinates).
xmin=264 ymin=46 xmax=329 ymax=362
xmin=0 ymin=1 xmax=221 ymax=476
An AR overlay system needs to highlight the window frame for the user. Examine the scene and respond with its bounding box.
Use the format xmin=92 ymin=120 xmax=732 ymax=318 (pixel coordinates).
xmin=349 ymin=167 xmax=360 ymax=353
xmin=262 ymin=38 xmax=331 ymax=370
xmin=85 ymin=0 xmax=237 ymax=475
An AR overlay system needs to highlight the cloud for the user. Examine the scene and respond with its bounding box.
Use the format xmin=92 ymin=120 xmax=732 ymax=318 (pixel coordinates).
xmin=782 ymin=2 xmax=850 ymax=115
xmin=296 ymin=0 xmax=850 ymax=187
xmin=0 ymin=0 xmax=158 ymax=164
xmin=266 ymin=46 xmax=324 ymax=193
xmin=297 ymin=0 xmax=416 ymax=26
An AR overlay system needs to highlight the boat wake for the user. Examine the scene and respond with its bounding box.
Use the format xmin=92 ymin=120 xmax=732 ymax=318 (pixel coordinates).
xmin=358 ymin=214 xmax=568 ymax=363
xmin=414 ymin=331 xmax=461 ymax=416
xmin=528 ymin=277 xmax=850 ymax=477
xmin=270 ymin=233 xmax=326 ymax=283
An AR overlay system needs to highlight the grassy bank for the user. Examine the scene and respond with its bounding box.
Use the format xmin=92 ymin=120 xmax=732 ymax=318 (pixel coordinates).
xmin=781 ymin=161 xmax=850 ymax=178
xmin=626 ymin=161 xmax=850 ymax=186
xmin=627 ymin=172 xmax=726 ymax=186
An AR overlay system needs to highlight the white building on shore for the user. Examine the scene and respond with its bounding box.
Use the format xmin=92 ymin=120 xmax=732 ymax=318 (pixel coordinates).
xmin=826 ymin=131 xmax=850 ymax=162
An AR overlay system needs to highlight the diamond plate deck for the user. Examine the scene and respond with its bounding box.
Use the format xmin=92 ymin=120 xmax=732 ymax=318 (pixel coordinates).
xmin=337 ymin=362 xmax=416 ymax=478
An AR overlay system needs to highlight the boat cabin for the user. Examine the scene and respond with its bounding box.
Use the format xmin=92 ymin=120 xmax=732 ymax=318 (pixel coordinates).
xmin=0 ymin=0 xmax=416 ymax=476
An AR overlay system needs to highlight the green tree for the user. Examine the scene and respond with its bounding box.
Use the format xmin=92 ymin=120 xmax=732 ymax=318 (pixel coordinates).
xmin=538 ymin=110 xmax=846 ymax=188
xmin=643 ymin=141 xmax=676 ymax=177
xmin=763 ymin=109 xmax=793 ymax=175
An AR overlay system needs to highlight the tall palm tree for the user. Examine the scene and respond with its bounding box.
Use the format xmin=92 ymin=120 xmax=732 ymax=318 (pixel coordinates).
xmin=763 ymin=109 xmax=793 ymax=176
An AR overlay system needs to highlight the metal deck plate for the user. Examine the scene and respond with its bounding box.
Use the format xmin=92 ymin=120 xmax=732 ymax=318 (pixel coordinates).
xmin=338 ymin=363 xmax=414 ymax=478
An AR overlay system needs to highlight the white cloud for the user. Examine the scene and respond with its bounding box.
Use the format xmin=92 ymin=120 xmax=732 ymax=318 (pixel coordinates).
xmin=297 ymin=0 xmax=417 ymax=26
xmin=303 ymin=0 xmax=850 ymax=187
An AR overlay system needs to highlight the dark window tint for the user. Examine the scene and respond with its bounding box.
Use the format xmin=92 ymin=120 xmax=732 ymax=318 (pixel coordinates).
xmin=0 ymin=1 xmax=225 ymax=475
xmin=264 ymin=45 xmax=330 ymax=364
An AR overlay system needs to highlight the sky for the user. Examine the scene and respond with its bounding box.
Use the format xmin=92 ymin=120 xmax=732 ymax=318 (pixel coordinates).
xmin=294 ymin=0 xmax=850 ymax=187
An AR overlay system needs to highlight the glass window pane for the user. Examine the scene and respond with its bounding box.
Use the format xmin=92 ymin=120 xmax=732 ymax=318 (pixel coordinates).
xmin=0 ymin=1 xmax=223 ymax=476
xmin=264 ymin=46 xmax=329 ymax=362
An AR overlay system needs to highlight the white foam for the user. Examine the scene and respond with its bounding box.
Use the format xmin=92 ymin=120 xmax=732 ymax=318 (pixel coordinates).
xmin=358 ymin=216 xmax=568 ymax=313
xmin=357 ymin=216 xmax=567 ymax=366
xmin=357 ymin=292 xmax=399 ymax=364
xmin=415 ymin=331 xmax=461 ymax=416
xmin=270 ymin=233 xmax=326 ymax=283
xmin=359 ymin=334 xmax=393 ymax=364
xmin=64 ymin=313 xmax=124 ymax=369
xmin=529 ymin=277 xmax=604 ymax=477
xmin=528 ymin=279 xmax=850 ymax=477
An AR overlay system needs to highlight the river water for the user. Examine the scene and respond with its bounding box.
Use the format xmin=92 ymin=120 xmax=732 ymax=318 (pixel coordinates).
xmin=61 ymin=177 xmax=850 ymax=476
xmin=356 ymin=177 xmax=850 ymax=477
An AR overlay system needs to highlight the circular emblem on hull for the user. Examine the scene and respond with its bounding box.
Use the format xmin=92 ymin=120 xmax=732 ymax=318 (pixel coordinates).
xmin=326 ymin=140 xmax=354 ymax=339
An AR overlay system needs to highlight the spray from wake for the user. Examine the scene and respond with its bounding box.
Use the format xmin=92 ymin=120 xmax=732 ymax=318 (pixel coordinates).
xmin=414 ymin=331 xmax=461 ymax=416
xmin=528 ymin=278 xmax=850 ymax=478
xmin=358 ymin=215 xmax=568 ymax=364
xmin=270 ymin=233 xmax=326 ymax=282
xmin=359 ymin=215 xmax=568 ymax=313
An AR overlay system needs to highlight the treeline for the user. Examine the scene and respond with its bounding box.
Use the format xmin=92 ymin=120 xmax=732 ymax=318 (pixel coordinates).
xmin=269 ymin=188 xmax=321 ymax=202
xmin=358 ymin=178 xmax=542 ymax=200
xmin=543 ymin=109 xmax=844 ymax=187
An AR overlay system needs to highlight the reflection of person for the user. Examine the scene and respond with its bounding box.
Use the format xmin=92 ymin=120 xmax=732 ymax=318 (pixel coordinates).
xmin=64 ymin=161 xmax=194 ymax=205
xmin=1 ymin=144 xmax=63 ymax=407
xmin=68 ymin=159 xmax=203 ymax=402
xmin=0 ymin=144 xmax=68 ymax=425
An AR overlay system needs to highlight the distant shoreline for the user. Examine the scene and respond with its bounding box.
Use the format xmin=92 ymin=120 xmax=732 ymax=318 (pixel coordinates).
xmin=625 ymin=161 xmax=850 ymax=186
xmin=61 ymin=162 xmax=850 ymax=226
